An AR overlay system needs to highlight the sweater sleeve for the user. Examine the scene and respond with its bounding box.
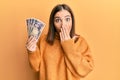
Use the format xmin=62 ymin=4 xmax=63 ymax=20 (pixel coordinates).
xmin=61 ymin=36 xmax=94 ymax=78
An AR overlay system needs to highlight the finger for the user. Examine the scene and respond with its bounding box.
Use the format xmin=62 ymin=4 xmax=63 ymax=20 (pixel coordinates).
xmin=27 ymin=36 xmax=37 ymax=46
xmin=26 ymin=38 xmax=37 ymax=51
xmin=62 ymin=27 xmax=68 ymax=39
xmin=64 ymin=26 xmax=69 ymax=37
xmin=27 ymin=40 xmax=37 ymax=48
xmin=27 ymin=43 xmax=36 ymax=51
xmin=63 ymin=25 xmax=71 ymax=40
xmin=61 ymin=27 xmax=65 ymax=40
xmin=29 ymin=37 xmax=37 ymax=45
xmin=60 ymin=32 xmax=63 ymax=41
xmin=31 ymin=45 xmax=36 ymax=51
xmin=67 ymin=24 xmax=70 ymax=32
xmin=27 ymin=36 xmax=34 ymax=43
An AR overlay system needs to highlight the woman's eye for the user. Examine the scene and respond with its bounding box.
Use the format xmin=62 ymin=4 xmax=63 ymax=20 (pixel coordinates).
xmin=66 ymin=18 xmax=70 ymax=22
xmin=55 ymin=19 xmax=61 ymax=23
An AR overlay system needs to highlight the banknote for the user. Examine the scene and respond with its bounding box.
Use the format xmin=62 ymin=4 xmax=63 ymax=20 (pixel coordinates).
xmin=26 ymin=18 xmax=45 ymax=40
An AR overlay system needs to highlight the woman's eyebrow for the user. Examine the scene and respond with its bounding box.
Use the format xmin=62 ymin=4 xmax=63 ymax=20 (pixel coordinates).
xmin=65 ymin=15 xmax=71 ymax=17
xmin=54 ymin=16 xmax=60 ymax=19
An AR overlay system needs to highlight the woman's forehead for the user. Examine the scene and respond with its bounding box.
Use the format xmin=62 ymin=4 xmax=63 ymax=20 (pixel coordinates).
xmin=54 ymin=10 xmax=71 ymax=18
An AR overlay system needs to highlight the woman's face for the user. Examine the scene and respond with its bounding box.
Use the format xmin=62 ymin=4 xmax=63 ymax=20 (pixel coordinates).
xmin=54 ymin=9 xmax=72 ymax=33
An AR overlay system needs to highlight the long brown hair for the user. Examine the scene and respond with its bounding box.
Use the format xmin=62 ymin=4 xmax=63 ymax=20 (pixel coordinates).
xmin=46 ymin=4 xmax=75 ymax=45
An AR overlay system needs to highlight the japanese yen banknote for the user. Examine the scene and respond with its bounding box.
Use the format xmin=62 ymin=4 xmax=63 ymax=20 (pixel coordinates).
xmin=26 ymin=18 xmax=45 ymax=40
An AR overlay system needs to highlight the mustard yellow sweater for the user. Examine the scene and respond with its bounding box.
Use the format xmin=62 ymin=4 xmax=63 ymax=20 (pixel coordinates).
xmin=27 ymin=33 xmax=94 ymax=80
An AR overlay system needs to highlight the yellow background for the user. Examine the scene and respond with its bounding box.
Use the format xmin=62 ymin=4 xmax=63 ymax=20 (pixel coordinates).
xmin=0 ymin=0 xmax=120 ymax=80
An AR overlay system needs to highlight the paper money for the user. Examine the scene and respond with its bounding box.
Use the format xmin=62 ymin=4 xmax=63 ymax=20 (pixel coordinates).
xmin=26 ymin=18 xmax=45 ymax=40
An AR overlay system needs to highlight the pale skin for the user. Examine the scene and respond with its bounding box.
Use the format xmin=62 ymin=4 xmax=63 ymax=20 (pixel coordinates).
xmin=26 ymin=9 xmax=77 ymax=51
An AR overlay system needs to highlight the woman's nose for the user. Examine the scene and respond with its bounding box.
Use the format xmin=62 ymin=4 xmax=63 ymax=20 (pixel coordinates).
xmin=61 ymin=20 xmax=66 ymax=27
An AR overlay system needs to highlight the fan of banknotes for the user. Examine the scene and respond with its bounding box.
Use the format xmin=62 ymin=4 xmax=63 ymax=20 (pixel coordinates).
xmin=26 ymin=18 xmax=45 ymax=40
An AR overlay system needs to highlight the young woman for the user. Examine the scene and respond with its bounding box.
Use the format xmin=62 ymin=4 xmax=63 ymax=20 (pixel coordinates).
xmin=26 ymin=4 xmax=94 ymax=80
